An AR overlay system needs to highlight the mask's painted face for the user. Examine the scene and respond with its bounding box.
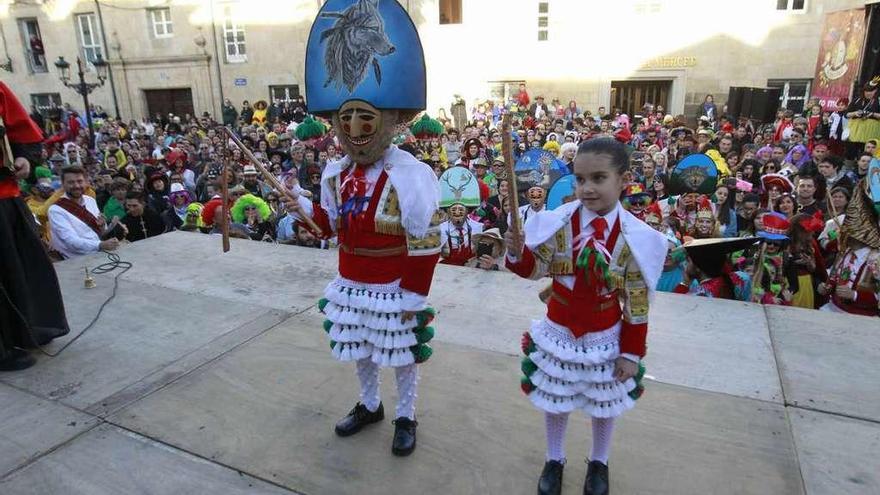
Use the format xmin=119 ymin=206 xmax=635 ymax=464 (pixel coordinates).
xmin=528 ymin=187 xmax=546 ymax=209
xmin=448 ymin=204 xmax=467 ymax=223
xmin=333 ymin=100 xmax=396 ymax=164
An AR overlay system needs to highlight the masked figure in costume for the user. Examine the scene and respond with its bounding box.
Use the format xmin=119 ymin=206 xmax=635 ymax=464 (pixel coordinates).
xmin=819 ymin=178 xmax=880 ymax=316
xmin=0 ymin=81 xmax=70 ymax=371
xmin=437 ymin=166 xmax=483 ymax=265
xmin=290 ymin=0 xmax=442 ymax=456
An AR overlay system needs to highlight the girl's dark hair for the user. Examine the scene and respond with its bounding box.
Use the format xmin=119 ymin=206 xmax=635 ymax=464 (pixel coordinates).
xmin=715 ymin=185 xmax=736 ymax=226
xmin=576 ymin=138 xmax=630 ymax=174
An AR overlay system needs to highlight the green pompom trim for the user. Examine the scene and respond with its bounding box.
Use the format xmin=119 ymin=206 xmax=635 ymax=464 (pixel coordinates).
xmin=635 ymin=362 xmax=646 ymax=383
xmin=416 ymin=307 xmax=437 ymax=328
xmin=294 ymin=116 xmax=326 ymax=141
xmin=415 ymin=326 xmax=435 ymax=344
xmin=521 ymin=357 xmax=538 ymax=377
xmin=411 ymin=343 xmax=433 ymax=363
xmin=410 ymin=114 xmax=444 ymax=138
xmin=629 ymin=385 xmax=645 ymax=400
xmin=323 ymin=319 xmax=332 ymax=333
xmin=317 ymin=298 xmax=329 ymax=312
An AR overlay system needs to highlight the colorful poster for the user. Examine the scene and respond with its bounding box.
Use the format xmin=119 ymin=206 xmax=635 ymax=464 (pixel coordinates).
xmin=812 ymin=8 xmax=866 ymax=111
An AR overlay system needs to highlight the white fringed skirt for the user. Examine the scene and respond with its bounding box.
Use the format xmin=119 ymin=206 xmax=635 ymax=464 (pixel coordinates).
xmin=318 ymin=276 xmax=435 ymax=368
xmin=520 ymin=318 xmax=645 ymax=418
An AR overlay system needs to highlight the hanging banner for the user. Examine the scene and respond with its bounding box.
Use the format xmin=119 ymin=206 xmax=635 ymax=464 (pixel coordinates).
xmin=812 ymin=8 xmax=866 ymax=111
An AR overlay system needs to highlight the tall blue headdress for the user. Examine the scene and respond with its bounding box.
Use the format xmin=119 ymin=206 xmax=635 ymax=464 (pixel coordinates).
xmin=305 ymin=0 xmax=426 ymax=116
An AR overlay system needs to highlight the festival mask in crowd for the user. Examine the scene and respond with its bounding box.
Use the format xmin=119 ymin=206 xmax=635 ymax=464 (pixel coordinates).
xmin=448 ymin=203 xmax=467 ymax=225
xmin=527 ymin=186 xmax=546 ymax=210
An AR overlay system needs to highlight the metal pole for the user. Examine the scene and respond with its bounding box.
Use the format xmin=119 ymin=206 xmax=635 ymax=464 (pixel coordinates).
xmin=95 ymin=0 xmax=121 ymax=119
xmin=78 ymin=58 xmax=96 ymax=150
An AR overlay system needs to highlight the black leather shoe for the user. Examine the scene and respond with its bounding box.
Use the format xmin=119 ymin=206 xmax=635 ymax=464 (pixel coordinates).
xmin=334 ymin=402 xmax=384 ymax=437
xmin=391 ymin=417 xmax=417 ymax=456
xmin=0 ymin=349 xmax=35 ymax=372
xmin=537 ymin=460 xmax=564 ymax=495
xmin=584 ymin=460 xmax=609 ymax=495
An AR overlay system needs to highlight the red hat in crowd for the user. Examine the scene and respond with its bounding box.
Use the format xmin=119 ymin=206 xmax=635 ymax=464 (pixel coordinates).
xmin=165 ymin=149 xmax=185 ymax=165
xmin=614 ymin=127 xmax=632 ymax=144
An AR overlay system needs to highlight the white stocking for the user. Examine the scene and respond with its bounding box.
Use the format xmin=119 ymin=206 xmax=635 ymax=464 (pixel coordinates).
xmin=545 ymin=412 xmax=569 ymax=462
xmin=590 ymin=416 xmax=615 ymax=464
xmin=394 ymin=363 xmax=419 ymax=420
xmin=355 ymin=357 xmax=381 ymax=412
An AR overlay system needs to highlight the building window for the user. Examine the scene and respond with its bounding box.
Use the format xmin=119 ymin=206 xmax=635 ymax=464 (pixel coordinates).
xmin=17 ymin=18 xmax=47 ymax=73
xmin=538 ymin=2 xmax=548 ymax=41
xmin=149 ymin=8 xmax=173 ymax=38
xmin=30 ymin=93 xmax=62 ymax=117
xmin=269 ymin=84 xmax=300 ymax=102
xmin=767 ymin=79 xmax=812 ymax=115
xmin=776 ymin=0 xmax=806 ymax=11
xmin=223 ymin=10 xmax=246 ymax=63
xmin=74 ymin=13 xmax=104 ymax=66
xmin=439 ymin=0 xmax=462 ymax=24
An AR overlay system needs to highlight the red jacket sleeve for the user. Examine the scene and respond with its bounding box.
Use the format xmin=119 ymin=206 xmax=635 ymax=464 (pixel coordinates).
xmin=505 ymin=247 xmax=536 ymax=279
xmin=400 ymin=252 xmax=440 ymax=296
xmin=0 ymin=82 xmax=43 ymax=144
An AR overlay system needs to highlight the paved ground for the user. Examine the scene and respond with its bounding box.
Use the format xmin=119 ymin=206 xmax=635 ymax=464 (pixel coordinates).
xmin=1 ymin=231 xmax=877 ymax=494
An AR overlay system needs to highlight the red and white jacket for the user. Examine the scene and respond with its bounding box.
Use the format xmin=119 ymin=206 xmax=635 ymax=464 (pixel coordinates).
xmin=298 ymin=146 xmax=442 ymax=310
xmin=506 ymin=201 xmax=667 ymax=358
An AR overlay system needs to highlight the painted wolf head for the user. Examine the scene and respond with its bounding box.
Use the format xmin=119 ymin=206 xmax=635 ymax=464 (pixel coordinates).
xmin=320 ymin=0 xmax=396 ymax=93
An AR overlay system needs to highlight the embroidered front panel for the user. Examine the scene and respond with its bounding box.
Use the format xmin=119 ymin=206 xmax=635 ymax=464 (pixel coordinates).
xmin=374 ymin=181 xmax=405 ymax=236
xmin=549 ymin=227 xmax=574 ymax=275
xmin=408 ymin=210 xmax=443 ymax=256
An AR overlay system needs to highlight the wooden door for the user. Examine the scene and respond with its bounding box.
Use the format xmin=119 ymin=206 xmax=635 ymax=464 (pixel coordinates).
xmin=611 ymin=80 xmax=671 ymax=117
xmin=144 ymin=88 xmax=194 ymax=120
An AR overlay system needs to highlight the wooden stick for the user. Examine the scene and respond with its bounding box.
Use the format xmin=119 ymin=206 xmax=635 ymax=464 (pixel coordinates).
xmin=501 ymin=114 xmax=522 ymax=236
xmin=825 ymin=188 xmax=843 ymax=233
xmin=220 ymin=156 xmax=230 ymax=253
xmin=220 ymin=126 xmax=324 ymax=237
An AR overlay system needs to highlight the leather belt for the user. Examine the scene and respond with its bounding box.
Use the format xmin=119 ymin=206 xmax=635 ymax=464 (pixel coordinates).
xmin=339 ymin=243 xmax=407 ymax=257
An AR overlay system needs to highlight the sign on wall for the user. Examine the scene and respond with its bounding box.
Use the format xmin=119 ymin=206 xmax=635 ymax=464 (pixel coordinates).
xmin=234 ymin=78 xmax=247 ymax=86
xmin=812 ymin=8 xmax=866 ymax=111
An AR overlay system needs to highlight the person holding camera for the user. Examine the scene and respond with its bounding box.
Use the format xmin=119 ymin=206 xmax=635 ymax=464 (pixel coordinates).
xmin=464 ymin=228 xmax=506 ymax=271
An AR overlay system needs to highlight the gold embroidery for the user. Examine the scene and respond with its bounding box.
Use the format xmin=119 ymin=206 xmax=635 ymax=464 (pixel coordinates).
xmin=555 ymin=229 xmax=567 ymax=251
xmin=408 ymin=232 xmax=442 ymax=251
xmin=628 ymin=287 xmax=649 ymax=317
xmin=373 ymin=181 xmax=405 ymax=235
xmin=550 ymin=259 xmax=573 ymax=275
xmin=535 ymin=243 xmax=553 ymax=263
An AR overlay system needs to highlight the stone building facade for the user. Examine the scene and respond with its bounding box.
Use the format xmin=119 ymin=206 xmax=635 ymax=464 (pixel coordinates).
xmin=0 ymin=0 xmax=871 ymax=124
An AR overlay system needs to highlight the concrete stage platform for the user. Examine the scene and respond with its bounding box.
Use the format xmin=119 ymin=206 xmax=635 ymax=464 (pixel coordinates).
xmin=1 ymin=232 xmax=877 ymax=494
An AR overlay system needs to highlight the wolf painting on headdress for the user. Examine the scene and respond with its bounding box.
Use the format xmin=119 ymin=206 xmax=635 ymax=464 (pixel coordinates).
xmin=320 ymin=0 xmax=395 ymax=93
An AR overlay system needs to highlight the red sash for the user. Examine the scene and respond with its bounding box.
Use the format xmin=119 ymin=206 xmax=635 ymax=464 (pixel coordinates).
xmin=55 ymin=197 xmax=102 ymax=236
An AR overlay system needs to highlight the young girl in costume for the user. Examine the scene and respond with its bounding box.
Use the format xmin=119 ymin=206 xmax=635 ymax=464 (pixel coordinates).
xmin=505 ymin=138 xmax=667 ymax=495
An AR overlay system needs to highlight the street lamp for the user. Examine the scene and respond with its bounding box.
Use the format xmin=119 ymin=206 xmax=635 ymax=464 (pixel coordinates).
xmin=54 ymin=55 xmax=108 ymax=149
